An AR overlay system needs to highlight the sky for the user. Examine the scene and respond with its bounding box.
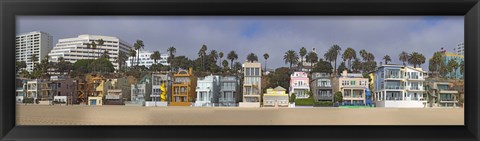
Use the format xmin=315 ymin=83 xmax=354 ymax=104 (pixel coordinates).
xmin=16 ymin=16 xmax=464 ymax=70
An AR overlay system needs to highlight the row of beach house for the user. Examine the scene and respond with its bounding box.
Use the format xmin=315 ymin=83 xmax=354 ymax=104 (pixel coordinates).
xmin=15 ymin=61 xmax=462 ymax=108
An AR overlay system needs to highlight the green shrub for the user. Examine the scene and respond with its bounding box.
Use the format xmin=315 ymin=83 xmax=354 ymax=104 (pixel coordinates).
xmin=313 ymin=101 xmax=334 ymax=107
xmin=22 ymin=98 xmax=34 ymax=104
xmin=334 ymin=91 xmax=343 ymax=102
xmin=290 ymin=93 xmax=296 ymax=103
xmin=295 ymin=98 xmax=315 ymax=106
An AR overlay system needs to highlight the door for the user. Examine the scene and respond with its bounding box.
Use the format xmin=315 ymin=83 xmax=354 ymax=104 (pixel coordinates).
xmin=90 ymin=99 xmax=96 ymax=105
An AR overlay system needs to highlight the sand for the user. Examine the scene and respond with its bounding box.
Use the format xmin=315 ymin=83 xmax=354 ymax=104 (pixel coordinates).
xmin=16 ymin=105 xmax=464 ymax=125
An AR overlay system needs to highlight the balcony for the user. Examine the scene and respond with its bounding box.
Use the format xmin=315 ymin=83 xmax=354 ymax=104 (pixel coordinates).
xmin=219 ymin=98 xmax=236 ymax=102
xmin=385 ymin=75 xmax=402 ymax=79
xmin=291 ymin=84 xmax=309 ymax=89
xmin=407 ymin=87 xmax=423 ymax=91
xmin=384 ymin=85 xmax=404 ymax=90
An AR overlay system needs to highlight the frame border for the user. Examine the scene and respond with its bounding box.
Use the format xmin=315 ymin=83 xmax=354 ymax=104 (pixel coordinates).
xmin=1 ymin=0 xmax=479 ymax=140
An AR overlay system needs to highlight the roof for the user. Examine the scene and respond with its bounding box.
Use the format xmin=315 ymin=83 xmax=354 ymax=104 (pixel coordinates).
xmin=273 ymin=86 xmax=286 ymax=91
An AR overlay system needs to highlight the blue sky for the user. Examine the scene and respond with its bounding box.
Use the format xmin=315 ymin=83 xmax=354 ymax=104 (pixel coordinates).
xmin=17 ymin=16 xmax=464 ymax=70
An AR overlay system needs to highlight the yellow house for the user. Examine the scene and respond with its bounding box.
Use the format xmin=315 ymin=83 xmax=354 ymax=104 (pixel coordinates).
xmin=263 ymin=86 xmax=289 ymax=107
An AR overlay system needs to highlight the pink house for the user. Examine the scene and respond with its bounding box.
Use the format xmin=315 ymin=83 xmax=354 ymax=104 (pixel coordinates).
xmin=289 ymin=72 xmax=310 ymax=99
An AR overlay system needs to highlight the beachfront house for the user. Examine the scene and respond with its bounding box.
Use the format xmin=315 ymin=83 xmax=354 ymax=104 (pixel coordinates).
xmin=218 ymin=76 xmax=241 ymax=107
xmin=49 ymin=75 xmax=77 ymax=105
xmin=147 ymin=73 xmax=169 ymax=107
xmin=239 ymin=61 xmax=262 ymax=107
xmin=334 ymin=70 xmax=369 ymax=105
xmin=425 ymin=80 xmax=460 ymax=107
xmin=373 ymin=64 xmax=427 ymax=108
xmin=195 ymin=75 xmax=220 ymax=107
xmin=87 ymin=76 xmax=107 ymax=106
xmin=105 ymin=78 xmax=130 ymax=105
xmin=128 ymin=75 xmax=152 ymax=106
xmin=311 ymin=73 xmax=333 ymax=102
xmin=289 ymin=71 xmax=310 ymax=99
xmin=171 ymin=68 xmax=196 ymax=106
xmin=263 ymin=86 xmax=289 ymax=107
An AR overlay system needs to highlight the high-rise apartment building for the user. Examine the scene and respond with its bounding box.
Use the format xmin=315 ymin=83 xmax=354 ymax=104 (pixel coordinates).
xmin=16 ymin=31 xmax=53 ymax=72
xmin=48 ymin=34 xmax=133 ymax=70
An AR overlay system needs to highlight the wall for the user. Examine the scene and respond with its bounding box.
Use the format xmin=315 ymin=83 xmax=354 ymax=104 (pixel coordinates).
xmin=375 ymin=101 xmax=427 ymax=108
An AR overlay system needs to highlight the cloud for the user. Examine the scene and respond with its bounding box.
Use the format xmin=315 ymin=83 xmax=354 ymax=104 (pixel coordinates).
xmin=17 ymin=16 xmax=463 ymax=70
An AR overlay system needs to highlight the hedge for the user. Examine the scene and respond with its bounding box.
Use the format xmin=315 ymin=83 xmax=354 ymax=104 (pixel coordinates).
xmin=294 ymin=98 xmax=315 ymax=106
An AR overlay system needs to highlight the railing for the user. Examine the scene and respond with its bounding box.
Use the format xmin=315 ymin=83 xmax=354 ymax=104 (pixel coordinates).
xmin=409 ymin=87 xmax=422 ymax=90
xmin=219 ymin=98 xmax=235 ymax=102
xmin=385 ymin=75 xmax=402 ymax=79
xmin=385 ymin=85 xmax=404 ymax=89
xmin=292 ymin=84 xmax=309 ymax=87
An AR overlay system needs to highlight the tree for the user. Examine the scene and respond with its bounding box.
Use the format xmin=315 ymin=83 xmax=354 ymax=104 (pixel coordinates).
xmin=133 ymin=40 xmax=144 ymax=66
xmin=30 ymin=54 xmax=39 ymax=70
xmin=429 ymin=52 xmax=443 ymax=77
xmin=128 ymin=49 xmax=137 ymax=69
xmin=306 ymin=51 xmax=318 ymax=72
xmin=330 ymin=44 xmax=342 ymax=74
xmin=334 ymin=91 xmax=343 ymax=103
xmin=284 ymin=50 xmax=299 ymax=70
xmin=383 ymin=55 xmax=391 ymax=65
xmin=222 ymin=60 xmax=229 ymax=71
xmin=263 ymin=53 xmax=269 ymax=72
xmin=266 ymin=67 xmax=291 ymax=91
xmin=100 ymin=50 xmax=110 ymax=59
xmin=233 ymin=62 xmax=242 ymax=73
xmin=16 ymin=61 xmax=26 ymax=73
xmin=290 ymin=93 xmax=296 ymax=103
xmin=359 ymin=49 xmax=367 ymax=60
xmin=408 ymin=52 xmax=425 ymax=68
xmin=342 ymin=47 xmax=356 ymax=70
xmin=117 ymin=51 xmax=129 ymax=71
xmin=312 ymin=59 xmax=333 ymax=74
xmin=198 ymin=45 xmax=208 ymax=71
xmin=351 ymin=58 xmax=362 ymax=73
xmin=150 ymin=51 xmax=161 ymax=64
xmin=54 ymin=57 xmax=72 ymax=74
xmin=227 ymin=51 xmax=238 ymax=69
xmin=399 ymin=51 xmax=409 ymax=66
xmin=448 ymin=58 xmax=459 ymax=79
xmin=439 ymin=62 xmax=449 ymax=78
xmin=337 ymin=62 xmax=348 ymax=75
xmin=167 ymin=46 xmax=176 ymax=72
xmin=299 ymin=47 xmax=307 ymax=70
xmin=246 ymin=53 xmax=258 ymax=63
xmin=210 ymin=50 xmax=218 ymax=64
xmin=218 ymin=52 xmax=224 ymax=66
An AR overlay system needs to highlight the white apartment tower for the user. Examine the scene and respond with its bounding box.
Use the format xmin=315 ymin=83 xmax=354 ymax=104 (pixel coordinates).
xmin=456 ymin=42 xmax=464 ymax=55
xmin=48 ymin=34 xmax=133 ymax=70
xmin=16 ymin=31 xmax=53 ymax=72
xmin=126 ymin=51 xmax=170 ymax=68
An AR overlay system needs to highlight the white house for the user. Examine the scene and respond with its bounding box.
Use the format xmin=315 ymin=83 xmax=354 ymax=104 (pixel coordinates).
xmin=195 ymin=75 xmax=220 ymax=107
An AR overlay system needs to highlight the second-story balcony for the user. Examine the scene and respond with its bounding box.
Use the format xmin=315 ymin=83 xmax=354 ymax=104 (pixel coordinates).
xmin=407 ymin=87 xmax=423 ymax=91
xmin=385 ymin=75 xmax=403 ymax=79
xmin=291 ymin=84 xmax=309 ymax=89
xmin=384 ymin=85 xmax=404 ymax=90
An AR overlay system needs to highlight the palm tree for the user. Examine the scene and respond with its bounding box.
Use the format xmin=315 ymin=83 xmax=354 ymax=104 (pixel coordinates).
xmin=383 ymin=55 xmax=391 ymax=65
xmin=429 ymin=52 xmax=443 ymax=77
xmin=198 ymin=45 xmax=208 ymax=71
xmin=227 ymin=51 xmax=238 ymax=69
xmin=448 ymin=58 xmax=459 ymax=79
xmin=222 ymin=60 xmax=229 ymax=71
xmin=133 ymin=40 xmax=144 ymax=66
xmin=128 ymin=49 xmax=137 ymax=69
xmin=218 ymin=52 xmax=224 ymax=66
xmin=399 ymin=51 xmax=409 ymax=66
xmin=352 ymin=58 xmax=362 ymax=73
xmin=246 ymin=53 xmax=258 ymax=63
xmin=328 ymin=44 xmax=342 ymax=74
xmin=167 ymin=46 xmax=176 ymax=72
xmin=233 ymin=62 xmax=242 ymax=73
xmin=117 ymin=51 xmax=128 ymax=71
xmin=101 ymin=50 xmax=110 ymax=59
xmin=342 ymin=47 xmax=356 ymax=70
xmin=306 ymin=51 xmax=318 ymax=73
xmin=284 ymin=50 xmax=299 ymax=69
xmin=359 ymin=49 xmax=367 ymax=61
xmin=150 ymin=51 xmax=161 ymax=64
xmin=408 ymin=52 xmax=425 ymax=68
xmin=30 ymin=54 xmax=39 ymax=71
xmin=96 ymin=39 xmax=105 ymax=58
xmin=263 ymin=53 xmax=269 ymax=71
xmin=299 ymin=47 xmax=307 ymax=70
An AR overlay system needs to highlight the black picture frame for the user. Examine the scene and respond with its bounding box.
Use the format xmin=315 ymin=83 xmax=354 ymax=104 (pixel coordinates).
xmin=1 ymin=0 xmax=479 ymax=141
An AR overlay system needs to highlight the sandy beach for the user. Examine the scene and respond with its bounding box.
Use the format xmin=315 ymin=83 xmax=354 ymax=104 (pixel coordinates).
xmin=16 ymin=105 xmax=464 ymax=125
